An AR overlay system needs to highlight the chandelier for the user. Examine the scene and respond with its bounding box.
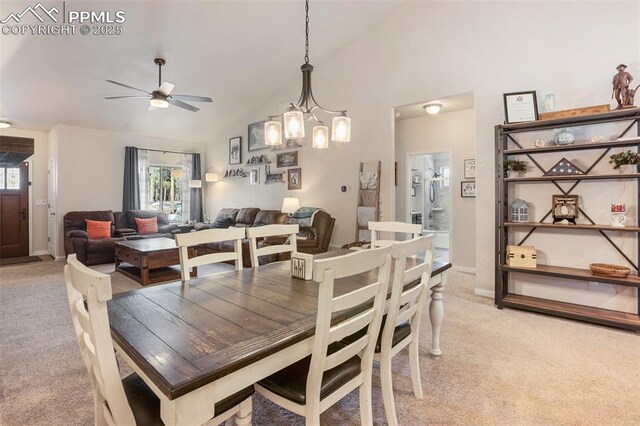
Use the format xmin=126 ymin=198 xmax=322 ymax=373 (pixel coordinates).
xmin=264 ymin=0 xmax=351 ymax=149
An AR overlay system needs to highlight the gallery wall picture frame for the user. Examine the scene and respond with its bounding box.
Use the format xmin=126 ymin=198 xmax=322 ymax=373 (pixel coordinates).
xmin=249 ymin=169 xmax=259 ymax=185
xmin=276 ymin=151 xmax=298 ymax=168
xmin=461 ymin=181 xmax=476 ymax=198
xmin=229 ymin=137 xmax=241 ymax=165
xmin=503 ymin=90 xmax=539 ymax=124
xmin=288 ymin=168 xmax=302 ymax=190
xmin=464 ymin=159 xmax=476 ymax=179
xmin=248 ymin=120 xmax=268 ymax=152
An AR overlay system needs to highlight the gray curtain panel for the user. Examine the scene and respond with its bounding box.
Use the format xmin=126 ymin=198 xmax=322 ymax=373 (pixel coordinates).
xmin=122 ymin=146 xmax=140 ymax=211
xmin=191 ymin=153 xmax=203 ymax=222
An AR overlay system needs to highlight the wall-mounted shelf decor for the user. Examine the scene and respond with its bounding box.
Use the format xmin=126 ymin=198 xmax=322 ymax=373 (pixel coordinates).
xmin=224 ymin=168 xmax=248 ymax=179
xmin=495 ymin=107 xmax=640 ymax=331
xmin=246 ymin=155 xmax=271 ymax=166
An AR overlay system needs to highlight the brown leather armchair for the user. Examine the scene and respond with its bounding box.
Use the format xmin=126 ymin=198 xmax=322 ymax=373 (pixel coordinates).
xmin=63 ymin=210 xmax=126 ymax=266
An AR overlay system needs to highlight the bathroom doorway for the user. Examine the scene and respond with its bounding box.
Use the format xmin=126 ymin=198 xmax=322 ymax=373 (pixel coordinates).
xmin=408 ymin=152 xmax=451 ymax=259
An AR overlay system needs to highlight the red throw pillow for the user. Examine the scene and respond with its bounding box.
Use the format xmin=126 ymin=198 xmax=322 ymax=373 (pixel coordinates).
xmin=85 ymin=220 xmax=112 ymax=239
xmin=135 ymin=217 xmax=158 ymax=235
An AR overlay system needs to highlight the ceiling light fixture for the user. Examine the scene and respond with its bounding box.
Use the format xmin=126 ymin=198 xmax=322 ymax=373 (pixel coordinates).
xmin=0 ymin=120 xmax=13 ymax=128
xmin=423 ymin=103 xmax=442 ymax=115
xmin=150 ymin=95 xmax=169 ymax=108
xmin=264 ymin=0 xmax=351 ymax=149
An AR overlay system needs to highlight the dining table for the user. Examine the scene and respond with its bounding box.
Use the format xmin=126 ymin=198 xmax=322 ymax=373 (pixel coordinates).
xmin=107 ymin=256 xmax=451 ymax=426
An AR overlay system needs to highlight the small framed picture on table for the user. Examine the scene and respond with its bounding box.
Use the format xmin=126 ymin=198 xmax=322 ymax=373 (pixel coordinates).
xmin=503 ymin=90 xmax=538 ymax=124
xmin=461 ymin=181 xmax=476 ymax=198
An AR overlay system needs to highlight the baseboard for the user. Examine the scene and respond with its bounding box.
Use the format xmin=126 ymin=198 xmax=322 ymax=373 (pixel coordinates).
xmin=32 ymin=250 xmax=49 ymax=256
xmin=474 ymin=288 xmax=495 ymax=299
xmin=55 ymin=255 xmax=66 ymax=261
xmin=452 ymin=265 xmax=476 ymax=274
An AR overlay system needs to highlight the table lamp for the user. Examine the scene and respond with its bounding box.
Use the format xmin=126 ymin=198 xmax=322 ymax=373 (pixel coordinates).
xmin=281 ymin=197 xmax=300 ymax=215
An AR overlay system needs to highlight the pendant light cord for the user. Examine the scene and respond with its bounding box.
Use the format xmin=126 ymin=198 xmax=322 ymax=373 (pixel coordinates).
xmin=304 ymin=0 xmax=310 ymax=64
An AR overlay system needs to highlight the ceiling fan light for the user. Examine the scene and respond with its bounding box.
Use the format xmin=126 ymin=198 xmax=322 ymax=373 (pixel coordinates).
xmin=264 ymin=120 xmax=283 ymax=146
xmin=284 ymin=106 xmax=305 ymax=139
xmin=331 ymin=115 xmax=351 ymax=142
xmin=0 ymin=120 xmax=12 ymax=128
xmin=312 ymin=124 xmax=329 ymax=149
xmin=150 ymin=98 xmax=169 ymax=108
xmin=423 ymin=103 xmax=442 ymax=115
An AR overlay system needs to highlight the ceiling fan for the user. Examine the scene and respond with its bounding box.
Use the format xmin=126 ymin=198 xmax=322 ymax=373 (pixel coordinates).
xmin=105 ymin=58 xmax=212 ymax=112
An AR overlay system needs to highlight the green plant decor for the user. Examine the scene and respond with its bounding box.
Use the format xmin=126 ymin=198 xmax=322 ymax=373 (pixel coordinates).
xmin=504 ymin=159 xmax=528 ymax=175
xmin=609 ymin=151 xmax=640 ymax=169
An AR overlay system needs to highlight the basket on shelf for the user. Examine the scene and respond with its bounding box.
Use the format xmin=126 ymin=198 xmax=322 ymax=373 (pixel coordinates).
xmin=589 ymin=263 xmax=630 ymax=278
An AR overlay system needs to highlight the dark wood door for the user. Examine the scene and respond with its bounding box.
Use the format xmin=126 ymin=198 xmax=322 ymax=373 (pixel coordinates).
xmin=0 ymin=162 xmax=29 ymax=258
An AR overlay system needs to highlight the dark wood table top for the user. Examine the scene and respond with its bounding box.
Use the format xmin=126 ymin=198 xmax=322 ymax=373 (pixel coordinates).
xmin=115 ymin=237 xmax=177 ymax=253
xmin=108 ymin=260 xmax=451 ymax=400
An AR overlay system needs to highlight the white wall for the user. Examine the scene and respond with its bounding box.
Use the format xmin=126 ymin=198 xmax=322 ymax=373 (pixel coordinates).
xmin=395 ymin=108 xmax=476 ymax=269
xmin=204 ymin=0 xmax=639 ymax=303
xmin=0 ymin=127 xmax=49 ymax=255
xmin=49 ymin=125 xmax=204 ymax=257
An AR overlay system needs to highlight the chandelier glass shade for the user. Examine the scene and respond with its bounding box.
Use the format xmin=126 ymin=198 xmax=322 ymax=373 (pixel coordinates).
xmin=264 ymin=0 xmax=350 ymax=149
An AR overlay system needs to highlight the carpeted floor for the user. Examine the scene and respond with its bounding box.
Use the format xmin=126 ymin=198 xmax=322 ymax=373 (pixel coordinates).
xmin=1 ymin=259 xmax=639 ymax=425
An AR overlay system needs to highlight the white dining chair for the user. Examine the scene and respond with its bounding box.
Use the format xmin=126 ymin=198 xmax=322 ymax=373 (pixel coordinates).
xmin=379 ymin=235 xmax=435 ymax=425
xmin=368 ymin=221 xmax=421 ymax=248
xmin=254 ymin=246 xmax=393 ymax=425
xmin=64 ymin=254 xmax=254 ymax=426
xmin=246 ymin=224 xmax=299 ymax=268
xmin=175 ymin=227 xmax=246 ymax=281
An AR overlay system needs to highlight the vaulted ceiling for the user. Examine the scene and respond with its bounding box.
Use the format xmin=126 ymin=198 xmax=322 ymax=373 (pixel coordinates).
xmin=0 ymin=1 xmax=401 ymax=141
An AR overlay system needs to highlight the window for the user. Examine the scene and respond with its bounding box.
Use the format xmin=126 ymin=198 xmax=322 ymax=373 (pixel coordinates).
xmin=0 ymin=167 xmax=20 ymax=190
xmin=148 ymin=165 xmax=183 ymax=223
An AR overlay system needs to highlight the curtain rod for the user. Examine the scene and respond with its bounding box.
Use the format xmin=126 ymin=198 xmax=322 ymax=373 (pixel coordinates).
xmin=129 ymin=147 xmax=197 ymax=156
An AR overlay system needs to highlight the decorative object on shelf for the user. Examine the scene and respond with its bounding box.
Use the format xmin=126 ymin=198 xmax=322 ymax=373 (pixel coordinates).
xmin=544 ymin=93 xmax=556 ymax=112
xmin=276 ymin=151 xmax=299 ymax=168
xmin=612 ymin=64 xmax=634 ymax=109
xmin=534 ymin=138 xmax=546 ymax=148
xmin=538 ymin=104 xmax=610 ymax=121
xmin=506 ymin=245 xmax=537 ymax=268
xmin=589 ymin=263 xmax=630 ymax=278
xmin=544 ymin=158 xmax=584 ymax=176
xmin=590 ymin=134 xmax=605 ymax=143
xmin=552 ymin=194 xmax=578 ymax=224
xmin=627 ymin=85 xmax=638 ymax=107
xmin=229 ymin=137 xmax=241 ymax=165
xmin=610 ymin=203 xmax=626 ymax=227
xmin=609 ymin=150 xmax=639 ymax=173
xmin=460 ymin=181 xmax=475 ymax=198
xmin=248 ymin=120 xmax=268 ymax=151
xmin=464 ymin=159 xmax=476 ymax=179
xmin=224 ymin=168 xmax=248 ymax=178
xmin=291 ymin=252 xmax=313 ymax=280
xmin=249 ymin=169 xmax=259 ymax=185
xmin=246 ymin=155 xmax=270 ymax=166
xmin=503 ymin=90 xmax=538 ymax=124
xmin=262 ymin=0 xmax=350 ymax=149
xmin=264 ymin=165 xmax=286 ymax=184
xmin=511 ymin=199 xmax=530 ymax=222
xmin=288 ymin=168 xmax=302 ymax=190
xmin=553 ymin=128 xmax=575 ymax=145
xmin=504 ymin=159 xmax=528 ymax=177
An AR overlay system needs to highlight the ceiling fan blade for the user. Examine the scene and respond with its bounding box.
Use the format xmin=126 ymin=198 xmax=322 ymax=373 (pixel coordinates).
xmin=168 ymin=99 xmax=199 ymax=112
xmin=105 ymin=96 xmax=150 ymax=99
xmin=158 ymin=81 xmax=175 ymax=96
xmin=170 ymin=95 xmax=213 ymax=103
xmin=105 ymin=80 xmax=151 ymax=94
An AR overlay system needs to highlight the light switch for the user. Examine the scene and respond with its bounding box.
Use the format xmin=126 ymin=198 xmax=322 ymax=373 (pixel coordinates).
xmin=35 ymin=199 xmax=47 ymax=206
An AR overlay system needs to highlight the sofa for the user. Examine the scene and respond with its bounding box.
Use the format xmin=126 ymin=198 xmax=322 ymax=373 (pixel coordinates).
xmin=64 ymin=210 xmax=179 ymax=265
xmin=199 ymin=207 xmax=335 ymax=267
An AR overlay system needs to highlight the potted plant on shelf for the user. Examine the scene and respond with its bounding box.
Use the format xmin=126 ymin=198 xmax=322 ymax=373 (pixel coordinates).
xmin=504 ymin=159 xmax=528 ymax=177
xmin=609 ymin=151 xmax=640 ymax=174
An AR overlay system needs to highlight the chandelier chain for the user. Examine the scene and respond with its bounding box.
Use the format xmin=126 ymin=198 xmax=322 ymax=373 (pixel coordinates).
xmin=304 ymin=0 xmax=310 ymax=64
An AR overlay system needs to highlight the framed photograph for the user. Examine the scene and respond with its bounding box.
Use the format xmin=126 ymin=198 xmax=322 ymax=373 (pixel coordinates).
xmin=229 ymin=137 xmax=241 ymax=165
xmin=464 ymin=159 xmax=476 ymax=179
xmin=249 ymin=169 xmax=259 ymax=185
xmin=248 ymin=120 xmax=268 ymax=152
xmin=461 ymin=181 xmax=476 ymax=198
xmin=503 ymin=91 xmax=538 ymax=124
xmin=288 ymin=168 xmax=302 ymax=190
xmin=552 ymin=194 xmax=578 ymax=224
xmin=276 ymin=151 xmax=298 ymax=168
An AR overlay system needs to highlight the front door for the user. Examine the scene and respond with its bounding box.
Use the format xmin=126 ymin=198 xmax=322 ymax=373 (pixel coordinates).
xmin=0 ymin=162 xmax=29 ymax=258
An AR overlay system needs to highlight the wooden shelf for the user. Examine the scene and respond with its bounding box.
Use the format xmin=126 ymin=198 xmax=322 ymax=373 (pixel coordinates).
xmin=502 ymin=293 xmax=640 ymax=331
xmin=499 ymin=108 xmax=640 ymax=133
xmin=502 ymin=264 xmax=640 ymax=288
xmin=504 ymin=222 xmax=640 ymax=232
xmin=505 ymin=173 xmax=640 ymax=182
xmin=505 ymin=138 xmax=640 ymax=155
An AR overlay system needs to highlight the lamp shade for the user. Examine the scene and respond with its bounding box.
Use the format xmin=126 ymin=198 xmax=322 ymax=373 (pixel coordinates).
xmin=312 ymin=124 xmax=329 ymax=149
xmin=205 ymin=172 xmax=220 ymax=182
xmin=188 ymin=179 xmax=202 ymax=188
xmin=264 ymin=120 xmax=283 ymax=146
xmin=284 ymin=107 xmax=305 ymax=139
xmin=331 ymin=115 xmax=351 ymax=142
xmin=281 ymin=197 xmax=300 ymax=214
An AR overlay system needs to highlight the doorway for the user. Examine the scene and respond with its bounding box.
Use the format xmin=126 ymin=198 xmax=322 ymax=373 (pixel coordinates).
xmin=0 ymin=162 xmax=29 ymax=258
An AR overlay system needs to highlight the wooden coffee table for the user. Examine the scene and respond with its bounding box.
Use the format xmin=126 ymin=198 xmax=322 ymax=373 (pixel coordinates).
xmin=114 ymin=238 xmax=196 ymax=286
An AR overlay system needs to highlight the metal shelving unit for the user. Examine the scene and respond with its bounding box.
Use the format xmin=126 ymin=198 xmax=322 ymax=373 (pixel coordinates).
xmin=495 ymin=108 xmax=640 ymax=331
